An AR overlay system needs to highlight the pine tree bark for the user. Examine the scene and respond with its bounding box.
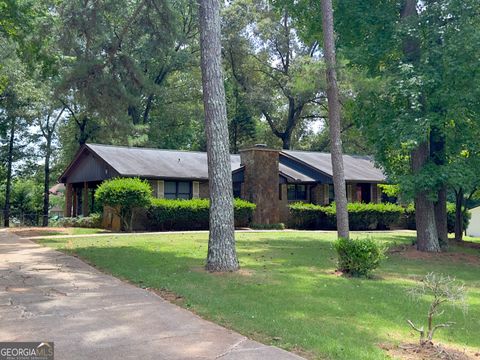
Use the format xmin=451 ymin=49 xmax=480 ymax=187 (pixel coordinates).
xmin=199 ymin=0 xmax=239 ymax=271
xmin=321 ymin=0 xmax=349 ymax=239
xmin=412 ymin=142 xmax=440 ymax=252
xmin=3 ymin=117 xmax=15 ymax=227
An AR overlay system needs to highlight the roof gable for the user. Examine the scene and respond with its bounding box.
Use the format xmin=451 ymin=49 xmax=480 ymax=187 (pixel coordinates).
xmin=281 ymin=150 xmax=385 ymax=182
xmin=82 ymin=144 xmax=241 ymax=181
xmin=59 ymin=146 xmax=119 ymax=183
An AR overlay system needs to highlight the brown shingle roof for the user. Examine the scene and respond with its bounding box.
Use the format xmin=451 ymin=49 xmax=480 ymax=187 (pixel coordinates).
xmin=282 ymin=150 xmax=385 ymax=182
xmin=87 ymin=144 xmax=241 ymax=180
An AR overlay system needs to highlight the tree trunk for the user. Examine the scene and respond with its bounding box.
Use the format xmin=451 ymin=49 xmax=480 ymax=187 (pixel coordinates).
xmin=3 ymin=117 xmax=15 ymax=227
xmin=412 ymin=142 xmax=440 ymax=252
xmin=401 ymin=0 xmax=439 ymax=252
xmin=281 ymin=135 xmax=291 ymax=150
xmin=434 ymin=187 xmax=448 ymax=246
xmin=42 ymin=136 xmax=52 ymax=227
xmin=454 ymin=188 xmax=464 ymax=242
xmin=321 ymin=0 xmax=349 ymax=239
xmin=199 ymin=0 xmax=239 ymax=271
xmin=430 ymin=126 xmax=448 ymax=246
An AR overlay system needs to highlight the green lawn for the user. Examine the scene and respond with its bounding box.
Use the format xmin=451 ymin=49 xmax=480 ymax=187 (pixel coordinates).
xmin=37 ymin=231 xmax=480 ymax=360
xmin=69 ymin=227 xmax=107 ymax=235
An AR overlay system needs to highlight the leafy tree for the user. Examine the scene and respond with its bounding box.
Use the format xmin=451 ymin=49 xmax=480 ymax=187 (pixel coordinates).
xmin=34 ymin=104 xmax=65 ymax=226
xmin=356 ymin=0 xmax=480 ymax=248
xmin=10 ymin=178 xmax=43 ymax=224
xmin=222 ymin=0 xmax=327 ymax=150
xmin=94 ymin=178 xmax=152 ymax=232
xmin=0 ymin=37 xmax=40 ymax=226
xmin=286 ymin=0 xmax=480 ymax=250
xmin=447 ymin=117 xmax=480 ymax=241
xmin=56 ymin=0 xmax=200 ymax=149
xmin=225 ymin=76 xmax=257 ymax=153
xmin=198 ymin=0 xmax=239 ymax=271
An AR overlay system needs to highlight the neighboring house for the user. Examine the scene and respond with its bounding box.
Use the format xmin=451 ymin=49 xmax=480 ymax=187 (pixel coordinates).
xmin=59 ymin=143 xmax=386 ymax=224
xmin=467 ymin=206 xmax=480 ymax=237
xmin=48 ymin=183 xmax=65 ymax=217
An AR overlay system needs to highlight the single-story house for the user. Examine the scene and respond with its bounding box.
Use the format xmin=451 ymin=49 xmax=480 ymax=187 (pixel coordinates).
xmin=48 ymin=183 xmax=65 ymax=217
xmin=467 ymin=206 xmax=480 ymax=237
xmin=59 ymin=143 xmax=386 ymax=225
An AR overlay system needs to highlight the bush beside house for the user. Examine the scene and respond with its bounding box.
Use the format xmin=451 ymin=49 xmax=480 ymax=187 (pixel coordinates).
xmin=94 ymin=178 xmax=153 ymax=231
xmin=147 ymin=198 xmax=256 ymax=231
xmin=289 ymin=202 xmax=405 ymax=230
xmin=289 ymin=202 xmax=470 ymax=232
xmin=60 ymin=177 xmax=471 ymax=232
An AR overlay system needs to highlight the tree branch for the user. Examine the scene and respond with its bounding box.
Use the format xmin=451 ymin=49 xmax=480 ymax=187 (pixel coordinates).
xmin=261 ymin=110 xmax=282 ymax=138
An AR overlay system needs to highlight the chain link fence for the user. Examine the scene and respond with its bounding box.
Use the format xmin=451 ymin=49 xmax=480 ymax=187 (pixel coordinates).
xmin=0 ymin=210 xmax=61 ymax=228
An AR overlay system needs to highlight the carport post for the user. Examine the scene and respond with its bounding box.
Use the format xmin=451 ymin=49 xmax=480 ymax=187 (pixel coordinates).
xmin=65 ymin=183 xmax=72 ymax=217
xmin=83 ymin=182 xmax=89 ymax=216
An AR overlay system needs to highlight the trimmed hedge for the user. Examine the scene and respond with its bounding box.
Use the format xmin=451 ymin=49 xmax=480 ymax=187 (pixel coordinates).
xmin=147 ymin=198 xmax=256 ymax=231
xmin=290 ymin=201 xmax=470 ymax=232
xmin=250 ymin=223 xmax=286 ymax=230
xmin=289 ymin=202 xmax=404 ymax=230
xmin=404 ymin=203 xmax=471 ymax=233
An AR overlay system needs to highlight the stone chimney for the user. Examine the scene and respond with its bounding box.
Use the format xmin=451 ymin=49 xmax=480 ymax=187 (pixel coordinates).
xmin=240 ymin=145 xmax=280 ymax=224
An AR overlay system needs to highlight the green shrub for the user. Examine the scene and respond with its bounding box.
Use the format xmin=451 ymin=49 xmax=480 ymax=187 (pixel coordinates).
xmin=250 ymin=223 xmax=286 ymax=230
xmin=76 ymin=213 xmax=102 ymax=228
xmin=147 ymin=198 xmax=256 ymax=231
xmin=349 ymin=202 xmax=405 ymax=230
xmin=95 ymin=178 xmax=152 ymax=231
xmin=289 ymin=202 xmax=330 ymax=229
xmin=289 ymin=202 xmax=404 ymax=230
xmin=234 ymin=199 xmax=257 ymax=227
xmin=404 ymin=203 xmax=470 ymax=233
xmin=55 ymin=213 xmax=102 ymax=228
xmin=334 ymin=237 xmax=385 ymax=277
xmin=403 ymin=204 xmax=416 ymax=230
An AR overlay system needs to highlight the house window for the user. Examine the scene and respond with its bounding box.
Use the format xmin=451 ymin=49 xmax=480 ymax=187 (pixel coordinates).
xmin=287 ymin=184 xmax=307 ymax=201
xmin=164 ymin=181 xmax=192 ymax=199
xmin=328 ymin=184 xmax=335 ymax=204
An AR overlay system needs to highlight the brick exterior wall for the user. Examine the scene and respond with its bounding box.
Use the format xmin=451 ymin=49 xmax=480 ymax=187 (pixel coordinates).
xmin=311 ymin=184 xmax=330 ymax=205
xmin=279 ymin=183 xmax=289 ymax=222
xmin=240 ymin=147 xmax=280 ymax=224
xmin=199 ymin=181 xmax=209 ymax=198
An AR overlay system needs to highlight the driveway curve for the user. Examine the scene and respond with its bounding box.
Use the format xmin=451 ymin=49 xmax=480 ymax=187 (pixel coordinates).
xmin=0 ymin=230 xmax=304 ymax=360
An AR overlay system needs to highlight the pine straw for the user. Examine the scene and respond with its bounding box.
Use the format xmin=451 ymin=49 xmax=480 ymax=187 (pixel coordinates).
xmin=379 ymin=342 xmax=480 ymax=360
xmin=388 ymin=245 xmax=480 ymax=265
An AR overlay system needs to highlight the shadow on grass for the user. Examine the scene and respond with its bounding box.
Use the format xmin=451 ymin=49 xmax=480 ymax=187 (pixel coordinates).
xmin=38 ymin=232 xmax=480 ymax=359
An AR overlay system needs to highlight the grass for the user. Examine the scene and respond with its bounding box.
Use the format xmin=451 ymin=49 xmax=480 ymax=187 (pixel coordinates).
xmin=37 ymin=231 xmax=480 ymax=360
xmin=69 ymin=227 xmax=106 ymax=235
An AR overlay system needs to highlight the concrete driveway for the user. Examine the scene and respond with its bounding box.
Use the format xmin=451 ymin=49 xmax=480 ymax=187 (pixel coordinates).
xmin=0 ymin=230 xmax=304 ymax=360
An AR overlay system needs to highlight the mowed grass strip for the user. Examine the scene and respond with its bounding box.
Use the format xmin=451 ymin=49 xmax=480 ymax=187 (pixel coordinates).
xmin=37 ymin=232 xmax=480 ymax=360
